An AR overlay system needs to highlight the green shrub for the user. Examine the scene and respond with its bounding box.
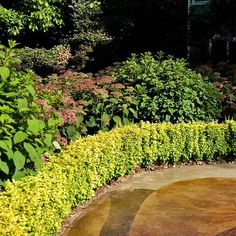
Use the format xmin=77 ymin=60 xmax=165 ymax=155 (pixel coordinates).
xmin=0 ymin=1 xmax=66 ymax=36
xmin=18 ymin=45 xmax=71 ymax=75
xmin=68 ymin=31 xmax=111 ymax=71
xmin=195 ymin=63 xmax=236 ymax=120
xmin=0 ymin=0 xmax=108 ymax=75
xmin=64 ymin=0 xmax=111 ymax=70
xmin=0 ymin=0 xmax=102 ymax=37
xmin=63 ymin=0 xmax=110 ymax=70
xmin=0 ymin=121 xmax=235 ymax=235
xmin=0 ymin=40 xmax=60 ymax=185
xmin=115 ymin=52 xmax=221 ymax=123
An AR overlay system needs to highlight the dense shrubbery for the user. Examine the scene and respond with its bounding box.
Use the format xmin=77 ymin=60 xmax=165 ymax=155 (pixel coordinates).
xmin=0 ymin=0 xmax=100 ymax=37
xmin=1 ymin=0 xmax=235 ymax=71
xmin=0 ymin=121 xmax=235 ymax=235
xmin=0 ymin=0 xmax=108 ymax=72
xmin=66 ymin=0 xmax=111 ymax=70
xmin=0 ymin=41 xmax=60 ymax=185
xmin=35 ymin=52 xmax=223 ymax=143
xmin=36 ymin=71 xmax=138 ymax=141
xmin=115 ymin=52 xmax=221 ymax=123
xmin=17 ymin=45 xmax=71 ymax=75
xmin=195 ymin=63 xmax=236 ymax=120
xmin=0 ymin=0 xmax=67 ymax=36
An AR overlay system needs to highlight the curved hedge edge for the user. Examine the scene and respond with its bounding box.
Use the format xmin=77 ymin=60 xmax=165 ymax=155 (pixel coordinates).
xmin=1 ymin=121 xmax=236 ymax=236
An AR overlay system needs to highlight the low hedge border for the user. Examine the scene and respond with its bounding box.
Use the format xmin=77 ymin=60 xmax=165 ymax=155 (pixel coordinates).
xmin=1 ymin=121 xmax=236 ymax=235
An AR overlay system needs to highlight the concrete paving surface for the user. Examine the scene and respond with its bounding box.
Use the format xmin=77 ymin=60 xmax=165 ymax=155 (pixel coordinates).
xmin=63 ymin=164 xmax=236 ymax=236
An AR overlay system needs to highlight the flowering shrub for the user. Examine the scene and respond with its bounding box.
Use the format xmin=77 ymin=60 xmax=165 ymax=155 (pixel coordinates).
xmin=36 ymin=71 xmax=138 ymax=141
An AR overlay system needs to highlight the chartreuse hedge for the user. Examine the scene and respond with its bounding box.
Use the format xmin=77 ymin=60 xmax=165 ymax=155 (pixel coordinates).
xmin=1 ymin=121 xmax=236 ymax=235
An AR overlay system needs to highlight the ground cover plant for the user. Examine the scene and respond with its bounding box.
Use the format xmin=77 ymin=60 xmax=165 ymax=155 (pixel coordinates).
xmin=0 ymin=121 xmax=236 ymax=235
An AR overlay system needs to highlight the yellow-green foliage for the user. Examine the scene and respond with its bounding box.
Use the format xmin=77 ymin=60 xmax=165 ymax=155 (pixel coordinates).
xmin=0 ymin=121 xmax=235 ymax=235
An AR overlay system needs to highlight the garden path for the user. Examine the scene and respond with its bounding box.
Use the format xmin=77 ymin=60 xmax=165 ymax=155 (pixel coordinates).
xmin=63 ymin=164 xmax=236 ymax=236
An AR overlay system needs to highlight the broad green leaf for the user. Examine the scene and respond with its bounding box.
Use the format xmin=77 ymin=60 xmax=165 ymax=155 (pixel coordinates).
xmin=34 ymin=156 xmax=43 ymax=170
xmin=4 ymin=124 xmax=14 ymax=130
xmin=35 ymin=147 xmax=44 ymax=156
xmin=123 ymin=108 xmax=129 ymax=116
xmin=12 ymin=170 xmax=26 ymax=181
xmin=0 ymin=161 xmax=9 ymax=174
xmin=48 ymin=117 xmax=56 ymax=127
xmin=26 ymin=85 xmax=36 ymax=96
xmin=17 ymin=98 xmax=28 ymax=111
xmin=0 ymin=114 xmax=15 ymax=123
xmin=2 ymin=127 xmax=12 ymax=136
xmin=129 ymin=108 xmax=138 ymax=119
xmin=86 ymin=117 xmax=97 ymax=127
xmin=0 ymin=67 xmax=10 ymax=80
xmin=76 ymin=115 xmax=84 ymax=126
xmin=27 ymin=119 xmax=46 ymax=135
xmin=0 ymin=140 xmax=9 ymax=151
xmin=123 ymin=118 xmax=131 ymax=125
xmin=14 ymin=131 xmax=28 ymax=144
xmin=0 ymin=44 xmax=6 ymax=50
xmin=165 ymin=114 xmax=171 ymax=121
xmin=13 ymin=151 xmax=25 ymax=170
xmin=66 ymin=126 xmax=78 ymax=140
xmin=6 ymin=149 xmax=14 ymax=160
xmin=0 ymin=92 xmax=17 ymax=98
xmin=48 ymin=115 xmax=61 ymax=127
xmin=34 ymin=138 xmax=44 ymax=146
xmin=169 ymin=108 xmax=175 ymax=114
xmin=24 ymin=142 xmax=43 ymax=168
xmin=113 ymin=116 xmax=122 ymax=125
xmin=4 ymin=137 xmax=12 ymax=149
xmin=24 ymin=142 xmax=39 ymax=162
xmin=101 ymin=113 xmax=110 ymax=126
xmin=44 ymin=134 xmax=52 ymax=146
xmin=8 ymin=40 xmax=19 ymax=48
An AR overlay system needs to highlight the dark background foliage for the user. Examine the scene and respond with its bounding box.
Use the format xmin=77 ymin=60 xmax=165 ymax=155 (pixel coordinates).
xmin=210 ymin=0 xmax=236 ymax=37
xmin=87 ymin=0 xmax=187 ymax=71
xmin=190 ymin=0 xmax=236 ymax=65
xmin=1 ymin=0 xmax=236 ymax=70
